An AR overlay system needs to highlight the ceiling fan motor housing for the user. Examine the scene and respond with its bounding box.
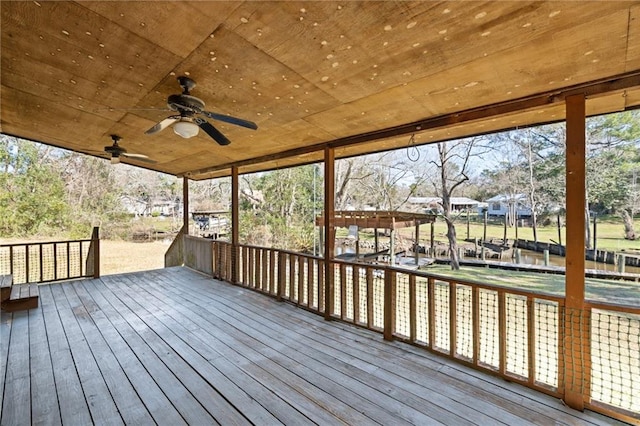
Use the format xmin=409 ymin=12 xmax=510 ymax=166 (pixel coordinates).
xmin=167 ymin=94 xmax=205 ymax=114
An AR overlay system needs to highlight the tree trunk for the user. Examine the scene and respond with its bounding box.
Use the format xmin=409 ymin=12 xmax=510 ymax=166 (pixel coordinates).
xmin=445 ymin=215 xmax=460 ymax=270
xmin=621 ymin=209 xmax=637 ymax=240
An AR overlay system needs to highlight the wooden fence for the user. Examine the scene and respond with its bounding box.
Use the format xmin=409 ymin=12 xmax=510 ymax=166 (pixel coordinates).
xmin=0 ymin=227 xmax=100 ymax=284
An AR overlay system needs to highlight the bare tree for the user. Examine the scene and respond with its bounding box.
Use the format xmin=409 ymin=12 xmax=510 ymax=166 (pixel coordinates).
xmin=430 ymin=137 xmax=489 ymax=270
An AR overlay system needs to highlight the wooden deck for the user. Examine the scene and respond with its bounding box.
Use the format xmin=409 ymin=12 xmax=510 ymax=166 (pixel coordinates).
xmin=1 ymin=267 xmax=625 ymax=425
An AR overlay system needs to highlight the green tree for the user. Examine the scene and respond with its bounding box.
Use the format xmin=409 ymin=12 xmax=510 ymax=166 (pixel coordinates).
xmin=0 ymin=136 xmax=69 ymax=236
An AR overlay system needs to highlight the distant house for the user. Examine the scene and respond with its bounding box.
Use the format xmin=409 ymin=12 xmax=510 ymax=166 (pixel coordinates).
xmin=480 ymin=194 xmax=532 ymax=218
xmin=407 ymin=196 xmax=480 ymax=214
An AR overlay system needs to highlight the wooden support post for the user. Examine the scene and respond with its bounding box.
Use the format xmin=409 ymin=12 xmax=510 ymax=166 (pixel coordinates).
xmin=389 ymin=229 xmax=395 ymax=266
xmin=430 ymin=222 xmax=435 ymax=257
xmin=414 ymin=222 xmax=420 ymax=266
xmin=383 ymin=269 xmax=396 ymax=341
xmin=231 ymin=166 xmax=240 ymax=284
xmin=374 ymin=228 xmax=379 ymax=253
xmin=324 ymin=147 xmax=335 ymax=320
xmin=92 ymin=227 xmax=100 ymax=278
xmin=183 ymin=176 xmax=189 ymax=235
xmin=563 ymin=94 xmax=589 ymax=411
xmin=466 ymin=209 xmax=470 ymax=240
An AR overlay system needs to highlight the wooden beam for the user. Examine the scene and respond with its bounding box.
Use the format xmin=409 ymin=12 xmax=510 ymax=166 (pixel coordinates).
xmin=182 ymin=71 xmax=640 ymax=178
xmin=324 ymin=147 xmax=335 ymax=321
xmin=231 ymin=166 xmax=239 ymax=284
xmin=563 ymin=94 xmax=589 ymax=411
xmin=183 ymin=177 xmax=189 ymax=235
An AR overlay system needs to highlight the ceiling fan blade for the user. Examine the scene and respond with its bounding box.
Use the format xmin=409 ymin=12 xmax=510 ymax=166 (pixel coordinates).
xmin=145 ymin=115 xmax=180 ymax=135
xmin=200 ymin=110 xmax=258 ymax=130
xmin=122 ymin=153 xmax=157 ymax=164
xmin=195 ymin=118 xmax=231 ymax=146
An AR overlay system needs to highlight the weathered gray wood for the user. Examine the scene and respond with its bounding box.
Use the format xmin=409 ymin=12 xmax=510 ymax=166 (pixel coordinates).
xmin=115 ymin=273 xmax=349 ymax=425
xmin=2 ymin=269 xmax=626 ymax=426
xmin=60 ymin=282 xmax=156 ymax=425
xmin=72 ymin=281 xmax=187 ymax=425
xmin=1 ymin=310 xmax=30 ymax=425
xmin=48 ymin=284 xmax=124 ymax=425
xmin=81 ymin=279 xmax=219 ymax=425
xmin=38 ymin=285 xmax=93 ymax=425
xmin=151 ymin=272 xmax=466 ymax=425
xmin=0 ymin=311 xmax=11 ymax=414
xmin=28 ymin=302 xmax=62 ymax=425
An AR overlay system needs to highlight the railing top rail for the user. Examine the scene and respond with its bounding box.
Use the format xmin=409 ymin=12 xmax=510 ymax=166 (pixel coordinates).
xmin=236 ymin=242 xmax=322 ymax=259
xmin=1 ymin=238 xmax=94 ymax=248
xmin=328 ymin=258 xmax=566 ymax=302
xmin=585 ymin=299 xmax=640 ymax=314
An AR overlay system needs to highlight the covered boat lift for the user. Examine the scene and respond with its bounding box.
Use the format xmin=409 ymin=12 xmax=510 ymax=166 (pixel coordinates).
xmin=315 ymin=210 xmax=437 ymax=266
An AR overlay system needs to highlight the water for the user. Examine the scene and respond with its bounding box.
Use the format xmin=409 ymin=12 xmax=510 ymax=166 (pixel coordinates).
xmin=336 ymin=244 xmax=640 ymax=275
xmin=510 ymin=249 xmax=640 ymax=275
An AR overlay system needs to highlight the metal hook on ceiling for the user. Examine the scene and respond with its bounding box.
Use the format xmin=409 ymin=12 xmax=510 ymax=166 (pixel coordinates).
xmin=406 ymin=133 xmax=420 ymax=162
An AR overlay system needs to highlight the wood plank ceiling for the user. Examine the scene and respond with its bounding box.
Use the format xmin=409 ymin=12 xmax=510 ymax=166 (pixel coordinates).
xmin=2 ymin=1 xmax=640 ymax=180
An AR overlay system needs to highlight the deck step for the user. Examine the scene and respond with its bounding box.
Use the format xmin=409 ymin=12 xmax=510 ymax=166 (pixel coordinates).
xmin=1 ymin=275 xmax=13 ymax=302
xmin=1 ymin=282 xmax=39 ymax=312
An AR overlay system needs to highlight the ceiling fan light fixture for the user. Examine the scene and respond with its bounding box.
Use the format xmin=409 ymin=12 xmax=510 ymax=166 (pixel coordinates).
xmin=173 ymin=120 xmax=199 ymax=138
xmin=110 ymin=154 xmax=120 ymax=164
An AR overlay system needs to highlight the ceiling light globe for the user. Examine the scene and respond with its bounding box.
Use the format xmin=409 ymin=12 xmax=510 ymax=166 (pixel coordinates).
xmin=173 ymin=121 xmax=199 ymax=138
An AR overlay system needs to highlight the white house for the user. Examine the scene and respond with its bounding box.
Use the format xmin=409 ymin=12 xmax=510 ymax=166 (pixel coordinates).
xmin=407 ymin=196 xmax=480 ymax=214
xmin=480 ymin=194 xmax=532 ymax=218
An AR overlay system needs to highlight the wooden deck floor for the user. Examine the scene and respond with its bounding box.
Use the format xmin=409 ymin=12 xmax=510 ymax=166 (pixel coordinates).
xmin=1 ymin=267 xmax=625 ymax=425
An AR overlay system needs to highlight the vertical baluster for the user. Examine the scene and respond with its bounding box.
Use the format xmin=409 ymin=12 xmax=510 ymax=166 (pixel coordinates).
xmin=66 ymin=241 xmax=71 ymax=279
xmin=428 ymin=277 xmax=436 ymax=350
xmin=498 ymin=291 xmax=507 ymax=375
xmin=366 ymin=268 xmax=373 ymax=329
xmin=450 ymin=281 xmax=457 ymax=357
xmin=340 ymin=263 xmax=347 ymax=319
xmin=383 ymin=269 xmax=396 ymax=341
xmin=269 ymin=250 xmax=275 ymax=295
xmin=353 ymin=265 xmax=360 ymax=324
xmin=53 ymin=243 xmax=58 ymax=281
xmin=472 ymin=287 xmax=480 ymax=366
xmin=307 ymin=256 xmax=314 ymax=308
xmin=298 ymin=256 xmax=304 ymax=305
xmin=25 ymin=244 xmax=30 ymax=283
xmin=527 ymin=296 xmax=536 ymax=386
xmin=409 ymin=275 xmax=416 ymax=342
xmin=39 ymin=243 xmax=44 ymax=282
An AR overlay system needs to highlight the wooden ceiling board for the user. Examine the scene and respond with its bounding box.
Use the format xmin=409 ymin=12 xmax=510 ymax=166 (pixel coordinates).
xmin=80 ymin=2 xmax=240 ymax=59
xmin=2 ymin=1 xmax=639 ymax=180
xmin=626 ymin=4 xmax=640 ymax=72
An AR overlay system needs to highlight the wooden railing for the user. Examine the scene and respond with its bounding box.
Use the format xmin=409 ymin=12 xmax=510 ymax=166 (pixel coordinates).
xmin=164 ymin=225 xmax=186 ymax=268
xmin=191 ymin=241 xmax=639 ymax=423
xmin=0 ymin=227 xmax=100 ymax=284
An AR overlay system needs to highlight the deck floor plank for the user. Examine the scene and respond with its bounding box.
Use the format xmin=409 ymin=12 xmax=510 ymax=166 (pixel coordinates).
xmin=1 ymin=267 xmax=628 ymax=426
xmin=49 ymin=284 xmax=125 ymax=426
xmin=194 ymin=274 xmax=568 ymax=426
xmin=28 ymin=299 xmax=62 ymax=425
xmin=80 ymin=280 xmax=219 ymax=426
xmin=1 ymin=310 xmax=30 ymax=426
xmin=135 ymin=271 xmax=408 ymax=425
xmin=60 ymin=283 xmax=156 ymax=426
xmin=39 ymin=285 xmax=94 ymax=425
xmin=71 ymin=281 xmax=188 ymax=426
xmin=114 ymin=273 xmax=380 ymax=426
xmin=102 ymin=274 xmax=276 ymax=426
xmin=145 ymin=271 xmax=469 ymax=426
xmin=0 ymin=308 xmax=12 ymax=419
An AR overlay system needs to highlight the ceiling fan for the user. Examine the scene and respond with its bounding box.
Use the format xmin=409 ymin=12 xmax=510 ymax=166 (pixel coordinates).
xmin=145 ymin=76 xmax=258 ymax=145
xmin=102 ymin=134 xmax=155 ymax=164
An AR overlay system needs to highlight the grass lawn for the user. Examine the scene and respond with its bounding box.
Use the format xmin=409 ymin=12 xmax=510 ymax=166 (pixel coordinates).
xmin=422 ymin=264 xmax=640 ymax=306
xmin=341 ymin=215 xmax=640 ymax=253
